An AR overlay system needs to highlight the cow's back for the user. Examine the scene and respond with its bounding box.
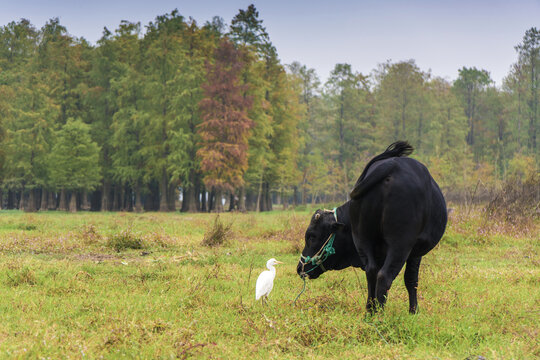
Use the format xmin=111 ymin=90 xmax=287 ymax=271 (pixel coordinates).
xmin=351 ymin=157 xmax=446 ymax=255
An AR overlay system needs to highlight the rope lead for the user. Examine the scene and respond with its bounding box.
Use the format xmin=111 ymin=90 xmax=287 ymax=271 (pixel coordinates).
xmin=293 ymin=276 xmax=306 ymax=306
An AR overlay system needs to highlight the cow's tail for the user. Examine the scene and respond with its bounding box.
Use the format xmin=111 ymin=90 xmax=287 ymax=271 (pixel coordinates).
xmin=349 ymin=141 xmax=414 ymax=200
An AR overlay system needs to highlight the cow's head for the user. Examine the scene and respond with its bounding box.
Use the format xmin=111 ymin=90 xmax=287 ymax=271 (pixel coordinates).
xmin=297 ymin=209 xmax=345 ymax=279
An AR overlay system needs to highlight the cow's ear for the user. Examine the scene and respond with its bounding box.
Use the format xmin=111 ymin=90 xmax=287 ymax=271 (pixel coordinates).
xmin=331 ymin=222 xmax=345 ymax=231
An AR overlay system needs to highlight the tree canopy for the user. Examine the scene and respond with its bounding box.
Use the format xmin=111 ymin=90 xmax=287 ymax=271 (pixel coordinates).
xmin=0 ymin=8 xmax=537 ymax=212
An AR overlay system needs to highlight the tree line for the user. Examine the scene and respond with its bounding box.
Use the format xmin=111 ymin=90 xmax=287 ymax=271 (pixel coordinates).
xmin=0 ymin=5 xmax=538 ymax=212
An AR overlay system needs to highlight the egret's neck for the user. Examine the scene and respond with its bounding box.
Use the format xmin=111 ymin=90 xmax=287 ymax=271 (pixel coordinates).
xmin=267 ymin=264 xmax=276 ymax=274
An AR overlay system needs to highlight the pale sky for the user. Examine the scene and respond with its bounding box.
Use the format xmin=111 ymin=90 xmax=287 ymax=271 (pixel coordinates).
xmin=1 ymin=0 xmax=539 ymax=86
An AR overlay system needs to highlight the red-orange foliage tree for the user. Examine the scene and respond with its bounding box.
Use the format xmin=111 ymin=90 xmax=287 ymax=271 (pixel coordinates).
xmin=197 ymin=38 xmax=253 ymax=211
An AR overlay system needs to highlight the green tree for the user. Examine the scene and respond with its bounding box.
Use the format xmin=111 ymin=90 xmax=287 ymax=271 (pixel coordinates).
xmin=374 ymin=60 xmax=427 ymax=148
xmin=324 ymin=63 xmax=374 ymax=195
xmin=422 ymin=77 xmax=469 ymax=188
xmin=453 ymin=67 xmax=492 ymax=160
xmin=108 ymin=21 xmax=147 ymax=212
xmin=142 ymin=10 xmax=195 ymax=211
xmin=286 ymin=62 xmax=320 ymax=205
xmin=514 ymin=27 xmax=540 ymax=154
xmin=48 ymin=119 xmax=101 ymax=211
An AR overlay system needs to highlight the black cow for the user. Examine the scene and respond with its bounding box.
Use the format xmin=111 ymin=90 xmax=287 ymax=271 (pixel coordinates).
xmin=297 ymin=141 xmax=447 ymax=313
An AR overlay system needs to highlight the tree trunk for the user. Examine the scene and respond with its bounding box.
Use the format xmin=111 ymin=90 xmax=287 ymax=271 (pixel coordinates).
xmin=183 ymin=186 xmax=198 ymax=212
xmin=69 ymin=192 xmax=77 ymax=212
xmin=120 ymin=185 xmax=126 ymax=211
xmin=246 ymin=189 xmax=256 ymax=211
xmin=18 ymin=191 xmax=24 ymax=211
xmin=311 ymin=191 xmax=318 ymax=206
xmin=125 ymin=186 xmax=133 ymax=212
xmin=194 ymin=176 xmax=201 ymax=211
xmin=201 ymin=187 xmax=207 ymax=212
xmin=101 ymin=180 xmax=111 ymax=212
xmin=208 ymin=189 xmax=215 ymax=212
xmin=81 ymin=190 xmax=91 ymax=211
xmin=228 ymin=192 xmax=235 ymax=211
xmin=48 ymin=191 xmax=56 ymax=210
xmin=7 ymin=190 xmax=15 ymax=209
xmin=238 ymin=186 xmax=246 ymax=212
xmin=25 ymin=190 xmax=37 ymax=213
xmin=112 ymin=185 xmax=120 ymax=211
xmin=145 ymin=181 xmax=159 ymax=211
xmin=265 ymin=182 xmax=273 ymax=211
xmin=259 ymin=183 xmax=267 ymax=212
xmin=223 ymin=191 xmax=230 ymax=211
xmin=40 ymin=189 xmax=48 ymax=211
xmin=159 ymin=169 xmax=169 ymax=212
xmin=181 ymin=171 xmax=199 ymax=212
xmin=293 ymin=186 xmax=298 ymax=207
xmin=215 ymin=189 xmax=223 ymax=212
xmin=58 ymin=189 xmax=68 ymax=211
xmin=134 ymin=181 xmax=143 ymax=213
xmin=168 ymin=184 xmax=177 ymax=211
xmin=256 ymin=172 xmax=263 ymax=212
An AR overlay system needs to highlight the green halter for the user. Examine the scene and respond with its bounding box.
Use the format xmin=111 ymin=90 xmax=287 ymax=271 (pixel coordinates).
xmin=299 ymin=208 xmax=337 ymax=274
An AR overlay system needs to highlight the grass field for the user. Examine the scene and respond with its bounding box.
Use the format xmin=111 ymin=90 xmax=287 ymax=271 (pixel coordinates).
xmin=0 ymin=206 xmax=537 ymax=359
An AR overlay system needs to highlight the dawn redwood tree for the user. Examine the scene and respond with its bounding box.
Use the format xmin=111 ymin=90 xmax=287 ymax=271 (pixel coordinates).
xmin=38 ymin=18 xmax=93 ymax=208
xmin=88 ymin=25 xmax=125 ymax=211
xmin=172 ymin=19 xmax=210 ymax=213
xmin=142 ymin=10 xmax=192 ymax=212
xmin=48 ymin=119 xmax=101 ymax=211
xmin=229 ymin=4 xmax=277 ymax=211
xmin=197 ymin=38 xmax=253 ymax=212
xmin=0 ymin=19 xmax=49 ymax=211
xmin=109 ymin=22 xmax=148 ymax=212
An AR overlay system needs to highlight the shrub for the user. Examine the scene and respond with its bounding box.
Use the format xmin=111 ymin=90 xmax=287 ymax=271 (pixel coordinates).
xmin=485 ymin=174 xmax=540 ymax=225
xmin=202 ymin=216 xmax=232 ymax=247
xmin=79 ymin=224 xmax=102 ymax=244
xmin=106 ymin=229 xmax=144 ymax=252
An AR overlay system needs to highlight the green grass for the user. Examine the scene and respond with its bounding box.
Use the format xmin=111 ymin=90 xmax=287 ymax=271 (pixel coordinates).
xmin=0 ymin=207 xmax=537 ymax=359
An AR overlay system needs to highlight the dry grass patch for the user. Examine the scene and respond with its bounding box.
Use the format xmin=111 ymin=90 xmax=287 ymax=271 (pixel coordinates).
xmin=201 ymin=215 xmax=232 ymax=247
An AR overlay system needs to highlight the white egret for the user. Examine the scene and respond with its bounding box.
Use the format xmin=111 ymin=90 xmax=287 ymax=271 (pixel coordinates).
xmin=255 ymin=258 xmax=283 ymax=304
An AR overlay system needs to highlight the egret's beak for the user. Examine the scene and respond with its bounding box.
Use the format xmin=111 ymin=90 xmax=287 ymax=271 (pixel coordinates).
xmin=275 ymin=261 xmax=284 ymax=264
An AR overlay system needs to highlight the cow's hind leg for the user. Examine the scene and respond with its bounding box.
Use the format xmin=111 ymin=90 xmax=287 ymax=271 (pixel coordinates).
xmin=375 ymin=249 xmax=410 ymax=310
xmin=404 ymin=256 xmax=422 ymax=314
xmin=361 ymin=241 xmax=380 ymax=314
xmin=365 ymin=264 xmax=378 ymax=313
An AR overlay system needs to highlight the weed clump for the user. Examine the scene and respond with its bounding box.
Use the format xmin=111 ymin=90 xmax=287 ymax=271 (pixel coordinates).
xmin=202 ymin=216 xmax=232 ymax=247
xmin=106 ymin=229 xmax=144 ymax=252
xmin=6 ymin=266 xmax=37 ymax=286
xmin=17 ymin=223 xmax=37 ymax=231
xmin=485 ymin=175 xmax=539 ymax=227
xmin=79 ymin=224 xmax=102 ymax=244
